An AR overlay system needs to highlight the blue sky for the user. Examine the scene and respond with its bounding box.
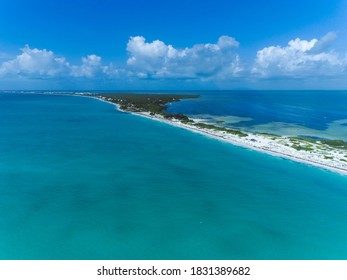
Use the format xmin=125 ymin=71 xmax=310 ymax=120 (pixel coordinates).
xmin=0 ymin=0 xmax=346 ymax=90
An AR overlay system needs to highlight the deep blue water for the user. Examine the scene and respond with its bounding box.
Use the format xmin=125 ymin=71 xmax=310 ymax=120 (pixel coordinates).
xmin=1 ymin=92 xmax=347 ymax=259
xmin=167 ymin=90 xmax=347 ymax=139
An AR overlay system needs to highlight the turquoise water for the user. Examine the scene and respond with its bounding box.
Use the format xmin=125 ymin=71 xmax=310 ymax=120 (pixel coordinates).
xmin=1 ymin=93 xmax=347 ymax=259
xmin=167 ymin=90 xmax=347 ymax=140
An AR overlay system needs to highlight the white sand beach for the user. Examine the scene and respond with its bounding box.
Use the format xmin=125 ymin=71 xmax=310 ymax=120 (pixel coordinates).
xmin=96 ymin=96 xmax=347 ymax=176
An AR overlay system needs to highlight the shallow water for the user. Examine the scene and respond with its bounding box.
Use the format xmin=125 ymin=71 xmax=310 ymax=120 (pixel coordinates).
xmin=0 ymin=93 xmax=347 ymax=259
xmin=167 ymin=90 xmax=347 ymax=140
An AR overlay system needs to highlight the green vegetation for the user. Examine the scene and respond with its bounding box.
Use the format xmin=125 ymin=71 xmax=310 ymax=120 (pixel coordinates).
xmin=290 ymin=139 xmax=297 ymax=143
xmin=193 ymin=122 xmax=248 ymax=137
xmin=324 ymin=155 xmax=334 ymax=160
xmin=289 ymin=136 xmax=347 ymax=151
xmin=289 ymin=137 xmax=317 ymax=144
xmin=164 ymin=113 xmax=191 ymax=122
xmin=320 ymin=140 xmax=347 ymax=150
xmin=98 ymin=93 xmax=248 ymax=136
xmin=257 ymin=132 xmax=279 ymax=137
xmin=99 ymin=93 xmax=199 ymax=115
xmin=291 ymin=137 xmax=347 ymax=150
xmin=291 ymin=144 xmax=314 ymax=151
xmin=95 ymin=94 xmax=347 ymax=150
xmin=288 ymin=137 xmax=314 ymax=151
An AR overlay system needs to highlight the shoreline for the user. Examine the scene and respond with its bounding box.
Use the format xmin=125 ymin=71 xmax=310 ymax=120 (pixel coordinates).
xmin=91 ymin=95 xmax=347 ymax=176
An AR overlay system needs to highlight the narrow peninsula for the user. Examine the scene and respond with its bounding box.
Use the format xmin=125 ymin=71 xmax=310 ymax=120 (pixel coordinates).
xmin=95 ymin=93 xmax=347 ymax=175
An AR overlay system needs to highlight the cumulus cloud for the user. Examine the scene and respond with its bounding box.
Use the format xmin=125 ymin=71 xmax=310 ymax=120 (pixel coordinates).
xmin=0 ymin=45 xmax=70 ymax=77
xmin=71 ymin=54 xmax=106 ymax=78
xmin=126 ymin=35 xmax=242 ymax=79
xmin=217 ymin=35 xmax=240 ymax=49
xmin=2 ymin=33 xmax=347 ymax=88
xmin=126 ymin=36 xmax=176 ymax=74
xmin=0 ymin=45 xmax=121 ymax=79
xmin=252 ymin=33 xmax=345 ymax=78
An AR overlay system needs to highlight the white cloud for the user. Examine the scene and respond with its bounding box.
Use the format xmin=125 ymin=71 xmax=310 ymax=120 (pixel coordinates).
xmin=71 ymin=54 xmax=104 ymax=78
xmin=0 ymin=45 xmax=122 ymax=79
xmin=126 ymin=35 xmax=242 ymax=80
xmin=311 ymin=31 xmax=337 ymax=52
xmin=127 ymin=36 xmax=174 ymax=60
xmin=252 ymin=33 xmax=345 ymax=78
xmin=217 ymin=35 xmax=240 ymax=49
xmin=126 ymin=36 xmax=176 ymax=72
xmin=2 ymin=33 xmax=347 ymax=88
xmin=0 ymin=45 xmax=70 ymax=77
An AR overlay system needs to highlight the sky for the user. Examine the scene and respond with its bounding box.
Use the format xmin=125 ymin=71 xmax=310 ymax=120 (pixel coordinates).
xmin=0 ymin=0 xmax=346 ymax=90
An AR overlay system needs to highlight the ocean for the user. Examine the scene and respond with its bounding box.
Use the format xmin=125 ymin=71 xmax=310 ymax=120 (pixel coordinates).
xmin=167 ymin=90 xmax=347 ymax=140
xmin=0 ymin=91 xmax=347 ymax=259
